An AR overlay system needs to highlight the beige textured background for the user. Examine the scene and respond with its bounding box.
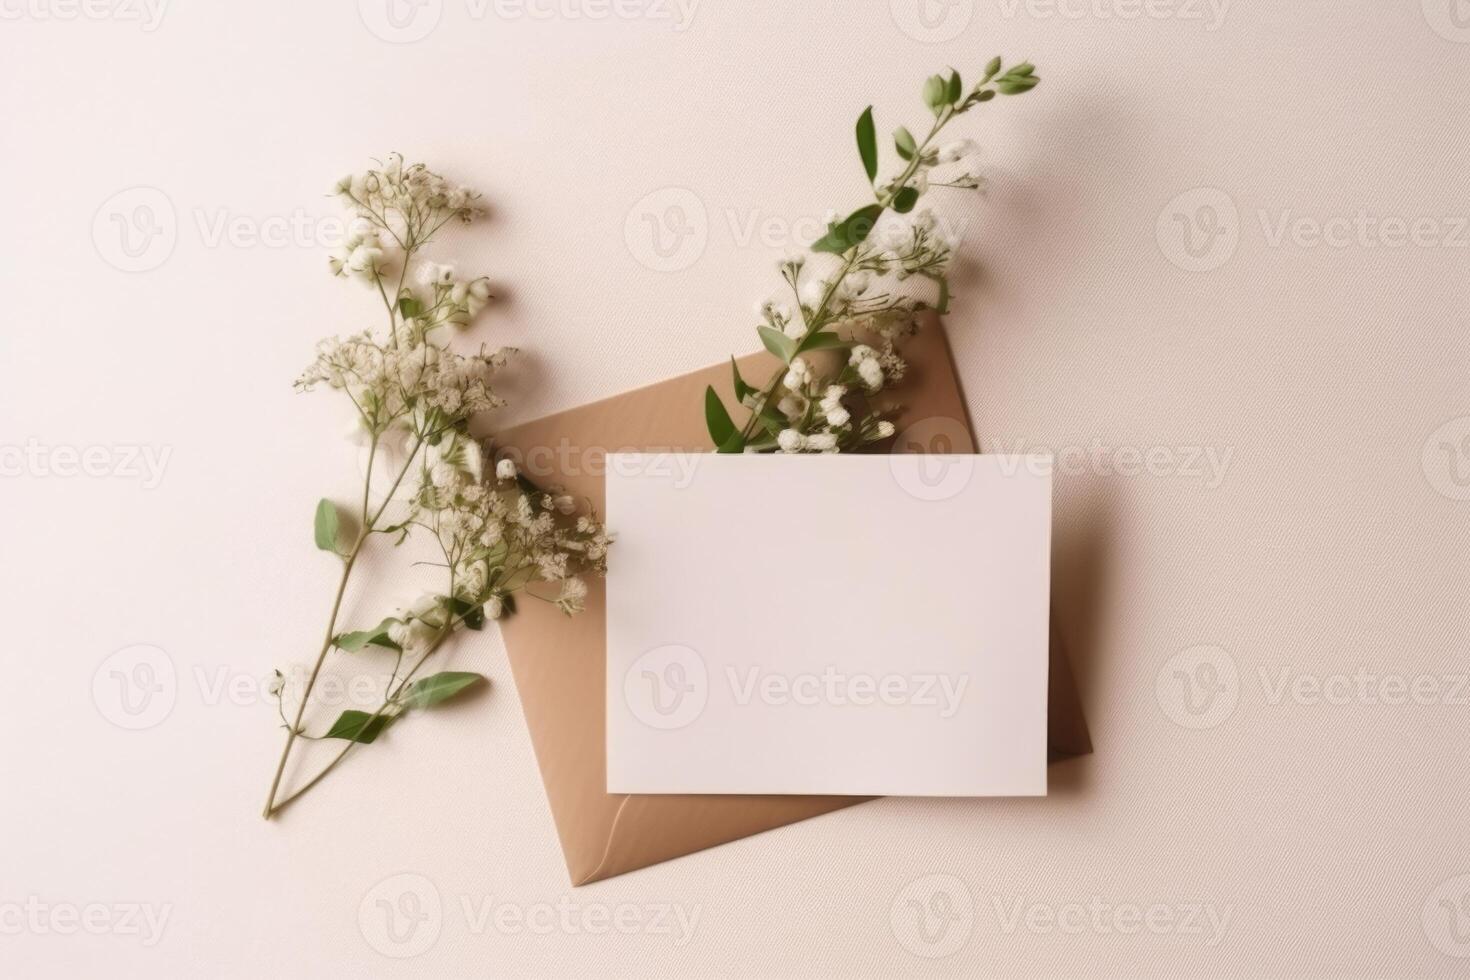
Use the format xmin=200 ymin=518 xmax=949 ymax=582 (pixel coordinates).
xmin=2 ymin=1 xmax=1467 ymax=976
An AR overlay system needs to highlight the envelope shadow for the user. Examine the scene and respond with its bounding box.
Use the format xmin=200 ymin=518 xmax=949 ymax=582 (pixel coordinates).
xmin=1045 ymin=487 xmax=1112 ymax=797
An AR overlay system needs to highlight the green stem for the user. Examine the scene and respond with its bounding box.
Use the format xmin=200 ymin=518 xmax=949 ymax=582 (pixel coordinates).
xmin=262 ymin=433 xmax=425 ymax=820
xmin=261 ymin=543 xmax=362 ymax=819
xmin=266 ymin=547 xmax=458 ymax=818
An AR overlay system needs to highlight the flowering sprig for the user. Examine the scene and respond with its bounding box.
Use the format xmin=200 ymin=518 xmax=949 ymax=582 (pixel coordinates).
xmin=705 ymin=61 xmax=1040 ymax=453
xmin=263 ymin=155 xmax=610 ymax=819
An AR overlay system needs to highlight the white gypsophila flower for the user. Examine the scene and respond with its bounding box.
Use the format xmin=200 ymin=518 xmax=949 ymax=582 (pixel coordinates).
xmin=404 ymin=618 xmax=439 ymax=652
xmin=408 ymin=593 xmax=439 ymax=620
xmin=835 ymin=272 xmax=872 ymax=304
xmin=484 ymin=594 xmax=505 ymax=620
xmin=495 ymin=458 xmax=517 ymax=481
xmin=555 ymin=577 xmax=589 ymax=615
xmin=428 ymin=433 xmax=484 ymax=483
xmin=806 ymin=432 xmax=838 ymax=452
xmin=824 ymin=405 xmax=850 ymax=427
xmin=798 ymin=277 xmax=827 ymax=309
xmin=553 ymin=495 xmax=576 ymax=515
xmin=777 ymin=429 xmax=805 ymax=453
xmin=857 ymin=357 xmax=884 ymax=391
xmin=876 ymin=420 xmax=896 ymax=439
xmin=849 ymin=344 xmax=875 ymax=365
xmin=417 ymin=262 xmax=456 ymax=287
xmin=783 ymin=357 xmax=812 ymax=392
xmin=345 ymin=244 xmax=384 ymax=279
xmin=937 ymin=139 xmax=979 ymax=163
xmin=465 ymin=279 xmax=491 ymax=318
xmin=911 ymin=209 xmax=937 ymax=234
xmin=777 ymin=395 xmax=805 ymax=420
xmin=430 ymin=460 xmax=459 ymax=489
xmin=456 ymin=559 xmax=489 ymax=598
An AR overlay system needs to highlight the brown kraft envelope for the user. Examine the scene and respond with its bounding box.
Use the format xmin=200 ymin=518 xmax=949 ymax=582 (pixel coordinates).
xmin=495 ymin=322 xmax=1092 ymax=886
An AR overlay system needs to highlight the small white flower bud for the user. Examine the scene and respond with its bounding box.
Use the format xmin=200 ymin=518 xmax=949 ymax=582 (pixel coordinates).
xmin=938 ymin=139 xmax=979 ymax=163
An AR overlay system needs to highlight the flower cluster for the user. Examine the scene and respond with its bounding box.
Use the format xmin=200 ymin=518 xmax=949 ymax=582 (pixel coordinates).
xmin=327 ymin=153 xmax=483 ymax=281
xmin=297 ymin=333 xmax=509 ymax=435
xmin=706 ymin=61 xmax=1039 ymax=455
xmin=265 ymin=157 xmax=610 ymax=819
xmin=393 ymin=434 xmax=610 ymax=641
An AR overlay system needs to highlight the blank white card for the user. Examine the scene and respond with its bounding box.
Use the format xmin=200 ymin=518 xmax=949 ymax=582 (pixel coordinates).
xmin=606 ymin=453 xmax=1051 ymax=797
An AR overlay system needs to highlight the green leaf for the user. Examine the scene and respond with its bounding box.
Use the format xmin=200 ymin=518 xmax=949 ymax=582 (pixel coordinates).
xmin=705 ymin=385 xmax=737 ymax=445
xmin=894 ymin=127 xmax=917 ymax=162
xmin=797 ymin=331 xmax=850 ymax=354
xmin=855 ymin=106 xmax=878 ymax=183
xmin=892 ymin=186 xmax=920 ymax=214
xmin=313 ymin=499 xmax=340 ymax=553
xmin=812 ymin=204 xmax=885 ymax=255
xmin=398 ymin=293 xmax=422 ymax=318
xmin=810 ymin=223 xmax=850 ymax=254
xmin=336 ymin=618 xmax=403 ymax=653
xmin=976 ymin=89 xmax=996 ymax=103
xmin=756 ymin=325 xmax=798 ymax=364
xmin=447 ymin=596 xmax=485 ymax=631
xmin=716 ymin=429 xmax=746 ymax=454
xmin=996 ymin=75 xmax=1040 ymax=95
xmin=922 ymin=74 xmax=948 ymax=113
xmin=399 ymin=671 xmax=486 ymax=710
xmin=946 ymin=69 xmax=962 ymax=104
xmin=755 ymin=399 xmax=786 ymax=437
xmin=730 ymin=357 xmax=754 ymax=404
xmin=324 ymin=710 xmax=394 ymax=744
xmin=1011 ymin=62 xmax=1035 ymax=77
xmin=841 ymin=204 xmax=884 ymax=247
xmin=982 ymin=56 xmax=1002 ymax=83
